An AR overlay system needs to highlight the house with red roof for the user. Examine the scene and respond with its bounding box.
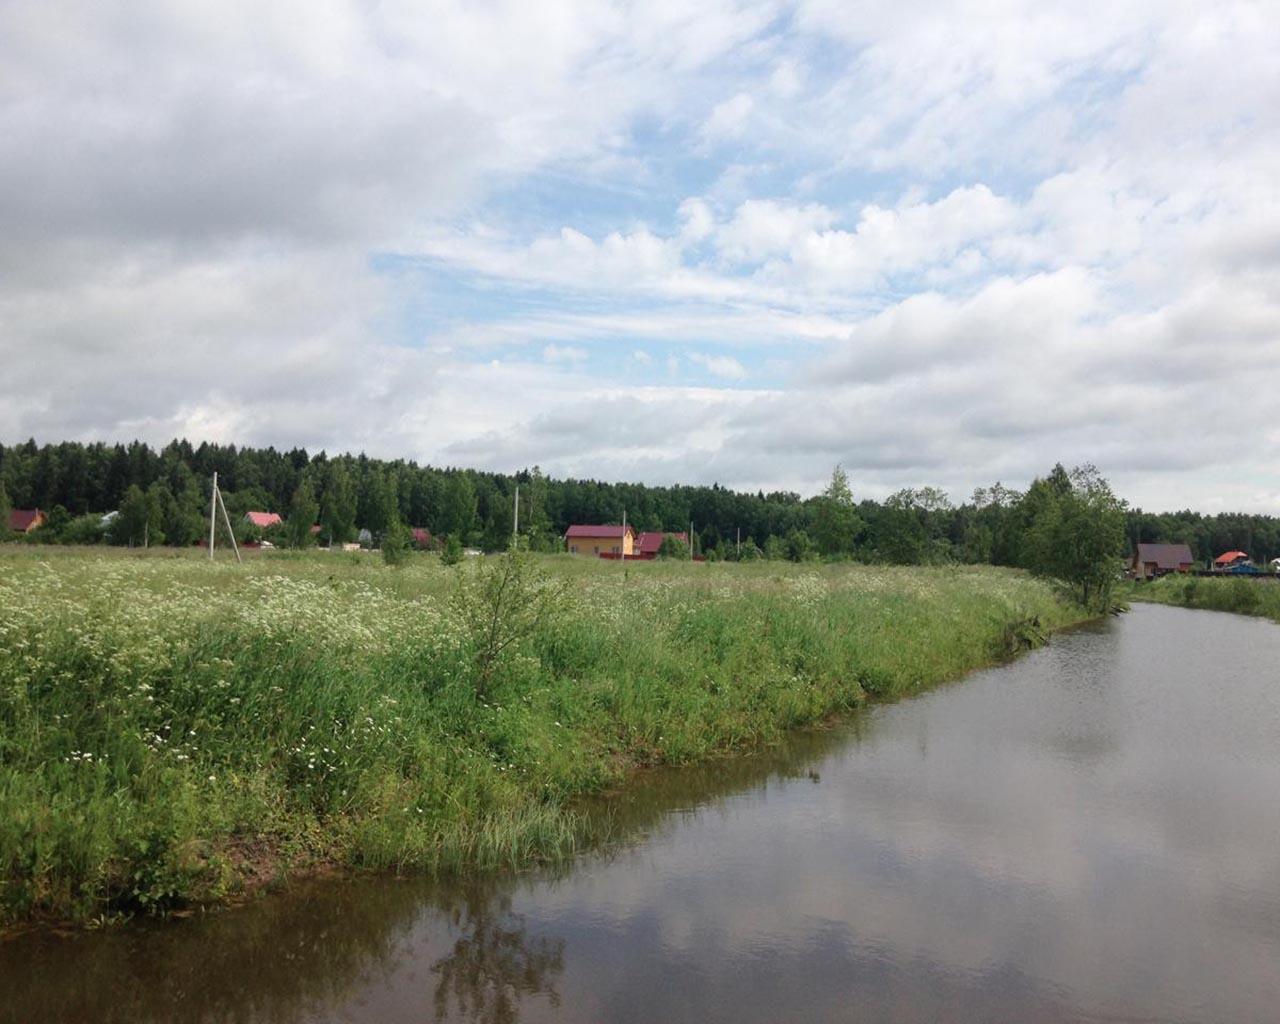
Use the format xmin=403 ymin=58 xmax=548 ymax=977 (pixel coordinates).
xmin=565 ymin=523 xmax=636 ymax=557
xmin=1213 ymin=550 xmax=1252 ymax=571
xmin=244 ymin=511 xmax=283 ymax=530
xmin=411 ymin=528 xmax=433 ymax=550
xmin=635 ymin=531 xmax=689 ymax=559
xmin=7 ymin=508 xmax=45 ymax=534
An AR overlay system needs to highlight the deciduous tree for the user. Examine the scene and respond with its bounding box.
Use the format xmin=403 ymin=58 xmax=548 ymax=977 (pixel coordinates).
xmin=286 ymin=478 xmax=320 ymax=548
xmin=811 ymin=464 xmax=863 ymax=556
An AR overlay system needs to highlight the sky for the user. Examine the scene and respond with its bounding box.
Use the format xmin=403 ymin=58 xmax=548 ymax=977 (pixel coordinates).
xmin=1 ymin=1 xmax=1278 ymax=511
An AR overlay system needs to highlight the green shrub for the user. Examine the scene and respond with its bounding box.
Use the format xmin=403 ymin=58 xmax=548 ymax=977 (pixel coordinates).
xmin=381 ymin=523 xmax=411 ymax=566
xmin=440 ymin=535 xmax=464 ymax=566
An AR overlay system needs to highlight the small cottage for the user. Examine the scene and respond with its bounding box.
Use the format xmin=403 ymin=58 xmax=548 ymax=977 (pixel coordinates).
xmin=565 ymin=524 xmax=636 ymax=557
xmin=7 ymin=509 xmax=45 ymax=534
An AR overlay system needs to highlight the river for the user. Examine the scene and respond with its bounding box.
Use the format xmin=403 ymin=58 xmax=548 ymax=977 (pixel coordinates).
xmin=5 ymin=603 xmax=1280 ymax=1023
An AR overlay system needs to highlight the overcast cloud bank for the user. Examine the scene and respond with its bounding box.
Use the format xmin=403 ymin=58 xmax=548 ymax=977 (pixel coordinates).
xmin=1 ymin=1 xmax=1278 ymax=509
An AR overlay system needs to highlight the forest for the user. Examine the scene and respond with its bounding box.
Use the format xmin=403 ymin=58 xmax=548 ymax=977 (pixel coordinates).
xmin=1 ymin=437 xmax=1275 ymax=569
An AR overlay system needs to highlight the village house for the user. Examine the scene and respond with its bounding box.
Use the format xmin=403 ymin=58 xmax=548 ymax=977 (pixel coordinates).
xmin=635 ymin=531 xmax=690 ymax=559
xmin=1130 ymin=543 xmax=1195 ymax=580
xmin=411 ymin=528 xmax=433 ymax=549
xmin=7 ymin=509 xmax=45 ymax=534
xmin=565 ymin=524 xmax=636 ymax=557
xmin=1213 ymin=550 xmax=1253 ymax=572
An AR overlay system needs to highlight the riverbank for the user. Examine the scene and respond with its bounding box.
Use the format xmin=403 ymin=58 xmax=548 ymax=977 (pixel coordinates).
xmin=1130 ymin=574 xmax=1280 ymax=622
xmin=0 ymin=548 xmax=1091 ymax=929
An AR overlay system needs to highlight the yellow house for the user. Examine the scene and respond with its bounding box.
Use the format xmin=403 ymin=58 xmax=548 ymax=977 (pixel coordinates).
xmin=565 ymin=524 xmax=636 ymax=557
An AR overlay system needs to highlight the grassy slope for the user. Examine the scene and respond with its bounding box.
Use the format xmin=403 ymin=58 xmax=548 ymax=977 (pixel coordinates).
xmin=1131 ymin=574 xmax=1280 ymax=622
xmin=0 ymin=548 xmax=1089 ymax=927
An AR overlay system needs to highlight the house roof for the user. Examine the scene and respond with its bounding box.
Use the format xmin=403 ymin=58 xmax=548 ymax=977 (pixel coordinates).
xmin=411 ymin=528 xmax=432 ymax=545
xmin=1214 ymin=550 xmax=1250 ymax=565
xmin=1135 ymin=543 xmax=1194 ymax=569
xmin=637 ymin=531 xmax=688 ymax=555
xmin=245 ymin=511 xmax=283 ymax=528
xmin=8 ymin=508 xmax=43 ymax=532
xmin=565 ymin=524 xmax=636 ymax=540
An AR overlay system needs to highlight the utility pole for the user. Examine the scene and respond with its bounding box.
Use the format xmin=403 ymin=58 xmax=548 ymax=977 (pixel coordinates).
xmin=689 ymin=520 xmax=694 ymax=561
xmin=621 ymin=509 xmax=627 ymax=566
xmin=513 ymin=484 xmax=519 ymax=550
xmin=209 ymin=472 xmax=218 ymax=559
xmin=737 ymin=527 xmax=740 ymax=560
xmin=208 ymin=471 xmax=242 ymax=564
xmin=217 ymin=483 xmax=242 ymax=564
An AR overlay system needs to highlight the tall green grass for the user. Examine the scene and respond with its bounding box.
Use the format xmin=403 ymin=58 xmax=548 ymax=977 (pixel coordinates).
xmin=0 ymin=549 xmax=1089 ymax=927
xmin=1133 ymin=574 xmax=1280 ymax=622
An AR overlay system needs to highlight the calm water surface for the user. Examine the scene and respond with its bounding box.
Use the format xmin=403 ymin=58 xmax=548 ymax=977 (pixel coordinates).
xmin=6 ymin=603 xmax=1280 ymax=1023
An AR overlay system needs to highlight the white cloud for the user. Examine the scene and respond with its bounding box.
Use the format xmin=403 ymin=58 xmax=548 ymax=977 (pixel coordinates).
xmin=689 ymin=353 xmax=748 ymax=380
xmin=769 ymin=59 xmax=804 ymax=98
xmin=700 ymin=92 xmax=755 ymax=143
xmin=678 ymin=197 xmax=717 ymax=244
xmin=542 ymin=344 xmax=589 ymax=363
xmin=715 ymin=199 xmax=837 ymax=264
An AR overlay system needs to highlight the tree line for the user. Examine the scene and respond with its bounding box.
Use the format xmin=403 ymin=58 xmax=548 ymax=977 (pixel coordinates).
xmin=1 ymin=436 xmax=1268 ymax=595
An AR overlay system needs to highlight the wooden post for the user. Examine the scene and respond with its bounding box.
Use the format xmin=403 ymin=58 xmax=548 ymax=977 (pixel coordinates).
xmin=513 ymin=484 xmax=519 ymax=549
xmin=214 ymin=478 xmax=242 ymax=564
xmin=209 ymin=472 xmax=218 ymax=559
xmin=621 ymin=509 xmax=627 ymax=564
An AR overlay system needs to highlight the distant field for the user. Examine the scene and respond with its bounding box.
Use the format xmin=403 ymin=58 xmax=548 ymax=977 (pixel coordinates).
xmin=0 ymin=546 xmax=1090 ymax=928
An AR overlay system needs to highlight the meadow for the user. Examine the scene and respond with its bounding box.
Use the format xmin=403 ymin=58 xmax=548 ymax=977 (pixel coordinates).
xmin=0 ymin=547 xmax=1090 ymax=928
xmin=1133 ymin=573 xmax=1280 ymax=622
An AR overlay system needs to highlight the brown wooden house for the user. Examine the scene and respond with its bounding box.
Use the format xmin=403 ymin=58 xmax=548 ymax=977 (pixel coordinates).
xmin=1131 ymin=543 xmax=1194 ymax=580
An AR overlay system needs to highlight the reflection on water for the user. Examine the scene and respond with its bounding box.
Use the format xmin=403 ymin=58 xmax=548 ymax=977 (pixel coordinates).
xmin=431 ymin=888 xmax=564 ymax=1024
xmin=6 ymin=604 xmax=1280 ymax=1024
